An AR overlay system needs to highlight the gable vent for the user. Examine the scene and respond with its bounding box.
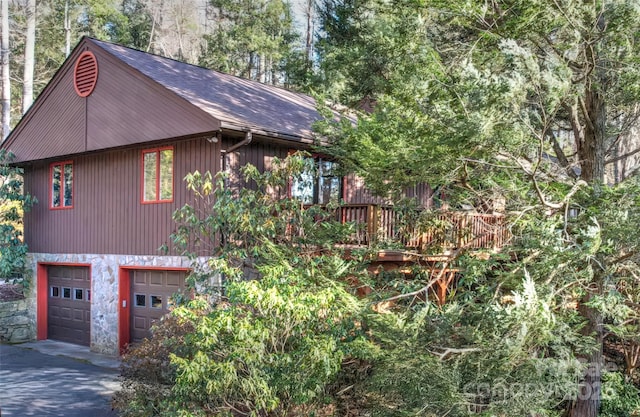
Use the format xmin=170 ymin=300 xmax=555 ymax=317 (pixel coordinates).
xmin=73 ymin=51 xmax=98 ymax=97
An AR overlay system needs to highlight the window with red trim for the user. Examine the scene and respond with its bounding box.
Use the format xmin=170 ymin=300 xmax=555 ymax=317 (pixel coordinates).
xmin=50 ymin=161 xmax=73 ymax=209
xmin=142 ymin=148 xmax=173 ymax=203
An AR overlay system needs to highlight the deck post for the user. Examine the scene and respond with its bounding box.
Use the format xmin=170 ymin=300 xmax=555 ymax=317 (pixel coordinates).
xmin=367 ymin=204 xmax=379 ymax=244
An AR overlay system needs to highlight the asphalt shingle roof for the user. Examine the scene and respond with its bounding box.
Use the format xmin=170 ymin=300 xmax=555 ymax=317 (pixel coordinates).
xmin=93 ymin=39 xmax=321 ymax=140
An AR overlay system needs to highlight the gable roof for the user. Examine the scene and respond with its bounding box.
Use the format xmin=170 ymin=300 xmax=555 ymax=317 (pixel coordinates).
xmin=92 ymin=39 xmax=320 ymax=140
xmin=3 ymin=37 xmax=322 ymax=163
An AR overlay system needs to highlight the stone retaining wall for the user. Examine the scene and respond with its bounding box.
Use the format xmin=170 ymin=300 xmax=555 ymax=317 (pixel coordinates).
xmin=0 ymin=297 xmax=36 ymax=343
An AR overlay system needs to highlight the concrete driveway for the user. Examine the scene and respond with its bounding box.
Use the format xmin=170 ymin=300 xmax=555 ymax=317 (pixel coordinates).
xmin=0 ymin=342 xmax=120 ymax=416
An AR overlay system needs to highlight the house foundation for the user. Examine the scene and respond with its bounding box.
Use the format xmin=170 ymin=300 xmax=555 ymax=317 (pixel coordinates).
xmin=27 ymin=253 xmax=216 ymax=356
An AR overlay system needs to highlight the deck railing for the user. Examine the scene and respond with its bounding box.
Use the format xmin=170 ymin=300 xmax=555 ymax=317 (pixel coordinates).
xmin=328 ymin=204 xmax=509 ymax=250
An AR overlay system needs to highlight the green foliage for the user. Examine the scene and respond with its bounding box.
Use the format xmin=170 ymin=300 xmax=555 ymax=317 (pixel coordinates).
xmin=0 ymin=150 xmax=35 ymax=281
xmin=200 ymin=0 xmax=304 ymax=86
xmin=117 ymin=155 xmax=376 ymax=416
xmin=167 ymin=259 xmax=374 ymax=416
xmin=112 ymin=310 xmax=198 ymax=417
xmin=117 ymin=266 xmax=376 ymax=417
xmin=601 ymin=372 xmax=640 ymax=417
xmin=170 ymin=155 xmax=358 ymax=273
xmin=362 ymin=277 xmax=587 ymax=416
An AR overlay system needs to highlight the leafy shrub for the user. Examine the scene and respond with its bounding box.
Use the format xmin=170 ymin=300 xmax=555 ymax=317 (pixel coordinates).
xmin=601 ymin=372 xmax=640 ymax=417
xmin=113 ymin=306 xmax=202 ymax=416
xmin=115 ymin=155 xmax=376 ymax=416
xmin=114 ymin=255 xmax=375 ymax=417
xmin=0 ymin=150 xmax=36 ymax=281
xmin=360 ymin=277 xmax=587 ymax=417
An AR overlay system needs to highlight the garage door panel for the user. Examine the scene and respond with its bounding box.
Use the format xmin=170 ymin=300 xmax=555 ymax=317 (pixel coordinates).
xmin=132 ymin=316 xmax=147 ymax=331
xmin=73 ymin=309 xmax=85 ymax=321
xmin=150 ymin=273 xmax=163 ymax=286
xmin=133 ymin=273 xmax=147 ymax=285
xmin=166 ymin=273 xmax=182 ymax=288
xmin=61 ymin=307 xmax=74 ymax=320
xmin=130 ymin=270 xmax=187 ymax=343
xmin=47 ymin=266 xmax=90 ymax=346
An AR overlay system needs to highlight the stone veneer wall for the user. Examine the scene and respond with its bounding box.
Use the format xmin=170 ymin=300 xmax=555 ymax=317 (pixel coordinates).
xmin=27 ymin=253 xmax=216 ymax=356
xmin=0 ymin=297 xmax=36 ymax=343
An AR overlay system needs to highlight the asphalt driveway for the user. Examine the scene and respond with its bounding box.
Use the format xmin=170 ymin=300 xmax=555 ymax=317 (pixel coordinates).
xmin=0 ymin=343 xmax=120 ymax=416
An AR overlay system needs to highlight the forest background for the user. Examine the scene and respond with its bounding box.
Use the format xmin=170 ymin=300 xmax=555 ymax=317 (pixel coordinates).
xmin=3 ymin=1 xmax=640 ymax=417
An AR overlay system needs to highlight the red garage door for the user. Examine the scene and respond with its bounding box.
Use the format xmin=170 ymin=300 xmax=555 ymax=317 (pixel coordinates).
xmin=47 ymin=266 xmax=91 ymax=346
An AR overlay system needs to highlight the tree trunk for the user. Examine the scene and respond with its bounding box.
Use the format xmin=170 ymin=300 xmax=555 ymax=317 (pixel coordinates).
xmin=22 ymin=0 xmax=36 ymax=114
xmin=570 ymin=291 xmax=604 ymax=417
xmin=1 ymin=0 xmax=10 ymax=140
xmin=64 ymin=0 xmax=71 ymax=57
xmin=577 ymin=89 xmax=606 ymax=184
xmin=305 ymin=0 xmax=313 ymax=67
xmin=570 ymin=91 xmax=606 ymax=417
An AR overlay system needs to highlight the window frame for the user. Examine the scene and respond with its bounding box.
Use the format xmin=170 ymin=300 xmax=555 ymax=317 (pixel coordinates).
xmin=289 ymin=153 xmax=344 ymax=205
xmin=49 ymin=160 xmax=74 ymax=210
xmin=140 ymin=146 xmax=174 ymax=204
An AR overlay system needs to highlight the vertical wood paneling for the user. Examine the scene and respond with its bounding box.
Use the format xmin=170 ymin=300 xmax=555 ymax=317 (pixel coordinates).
xmin=23 ymin=136 xmax=431 ymax=256
xmin=24 ymin=137 xmax=219 ymax=255
xmin=4 ymin=60 xmax=86 ymax=163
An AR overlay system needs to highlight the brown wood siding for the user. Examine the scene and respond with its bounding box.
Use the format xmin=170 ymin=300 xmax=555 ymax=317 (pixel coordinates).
xmin=4 ymin=42 xmax=220 ymax=164
xmin=24 ymin=137 xmax=219 ymax=255
xmin=224 ymin=138 xmax=289 ymax=192
xmin=343 ymin=174 xmax=388 ymax=205
xmin=342 ymin=175 xmax=434 ymax=207
xmin=6 ymin=63 xmax=86 ymax=162
xmin=85 ymin=48 xmax=220 ymax=151
xmin=225 ymin=140 xmax=433 ymax=207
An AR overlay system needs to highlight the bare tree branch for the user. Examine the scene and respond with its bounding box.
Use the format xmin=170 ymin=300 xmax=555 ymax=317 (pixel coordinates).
xmin=547 ymin=131 xmax=579 ymax=179
xmin=605 ymin=147 xmax=640 ymax=165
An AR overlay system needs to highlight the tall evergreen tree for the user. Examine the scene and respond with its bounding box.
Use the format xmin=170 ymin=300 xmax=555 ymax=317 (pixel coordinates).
xmin=200 ymin=0 xmax=303 ymax=86
xmin=316 ymin=1 xmax=640 ymax=416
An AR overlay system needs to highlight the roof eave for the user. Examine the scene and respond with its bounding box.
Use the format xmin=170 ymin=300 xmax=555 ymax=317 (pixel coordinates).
xmin=219 ymin=121 xmax=326 ymax=146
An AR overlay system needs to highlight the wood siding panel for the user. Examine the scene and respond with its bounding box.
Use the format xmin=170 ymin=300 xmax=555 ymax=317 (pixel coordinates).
xmin=86 ymin=49 xmax=220 ymax=152
xmin=226 ymin=139 xmax=289 ymax=191
xmin=22 ymin=136 xmax=432 ymax=256
xmin=344 ymin=174 xmax=433 ymax=207
xmin=225 ymin=140 xmax=432 ymax=206
xmin=24 ymin=137 xmax=219 ymax=255
xmin=5 ymin=64 xmax=86 ymax=163
xmin=3 ymin=41 xmax=220 ymax=164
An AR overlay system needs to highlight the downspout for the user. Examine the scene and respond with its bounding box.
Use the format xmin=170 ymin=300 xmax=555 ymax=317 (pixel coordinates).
xmin=219 ymin=130 xmax=253 ymax=250
xmin=221 ymin=130 xmax=253 ymax=179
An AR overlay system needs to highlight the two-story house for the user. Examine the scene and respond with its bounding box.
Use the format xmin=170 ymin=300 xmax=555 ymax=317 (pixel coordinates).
xmin=2 ymin=37 xmax=443 ymax=355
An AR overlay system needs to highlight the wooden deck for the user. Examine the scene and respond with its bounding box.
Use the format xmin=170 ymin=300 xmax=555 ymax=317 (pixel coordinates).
xmin=330 ymin=204 xmax=510 ymax=251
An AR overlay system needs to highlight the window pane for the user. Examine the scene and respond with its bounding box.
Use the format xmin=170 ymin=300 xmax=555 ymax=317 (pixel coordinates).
xmin=62 ymin=287 xmax=71 ymax=299
xmin=150 ymin=295 xmax=162 ymax=309
xmin=64 ymin=163 xmax=73 ymax=207
xmin=74 ymin=288 xmax=83 ymax=300
xmin=318 ymin=160 xmax=341 ymax=205
xmin=50 ymin=286 xmax=60 ymax=297
xmin=291 ymin=158 xmax=315 ymax=204
xmin=319 ymin=176 xmax=341 ymax=205
xmin=52 ymin=165 xmax=62 ymax=207
xmin=135 ymin=293 xmax=146 ymax=307
xmin=143 ymin=152 xmax=157 ymax=201
xmin=159 ymin=149 xmax=173 ymax=200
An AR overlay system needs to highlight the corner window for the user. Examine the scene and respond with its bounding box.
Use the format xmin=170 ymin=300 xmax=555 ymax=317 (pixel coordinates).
xmin=142 ymin=147 xmax=173 ymax=203
xmin=291 ymin=157 xmax=342 ymax=205
xmin=50 ymin=161 xmax=73 ymax=209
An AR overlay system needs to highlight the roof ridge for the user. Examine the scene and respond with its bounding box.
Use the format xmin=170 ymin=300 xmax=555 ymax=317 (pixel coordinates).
xmin=88 ymin=37 xmax=312 ymax=100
